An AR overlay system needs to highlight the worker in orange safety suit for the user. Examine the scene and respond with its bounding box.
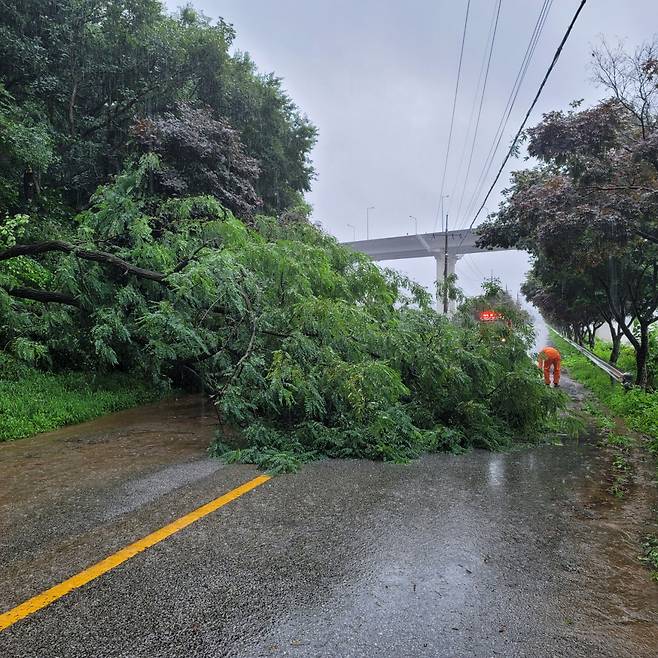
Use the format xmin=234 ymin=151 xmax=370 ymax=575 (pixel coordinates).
xmin=538 ymin=346 xmax=561 ymax=387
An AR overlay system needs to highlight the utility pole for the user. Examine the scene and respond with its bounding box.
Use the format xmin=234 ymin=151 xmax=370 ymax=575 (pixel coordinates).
xmin=440 ymin=195 xmax=449 ymax=233
xmin=409 ymin=215 xmax=418 ymax=234
xmin=347 ymin=223 xmax=356 ymax=241
xmin=443 ymin=213 xmax=449 ymax=314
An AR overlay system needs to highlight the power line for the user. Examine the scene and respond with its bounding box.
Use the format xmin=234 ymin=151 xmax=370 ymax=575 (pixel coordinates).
xmin=458 ymin=0 xmax=587 ymax=248
xmin=460 ymin=0 xmax=553 ymax=226
xmin=451 ymin=0 xmax=503 ymax=228
xmin=432 ymin=0 xmax=472 ymax=232
xmin=467 ymin=253 xmax=487 ymax=280
xmin=449 ymin=0 xmax=503 ymax=220
xmin=461 ymin=0 xmax=553 ymax=225
xmin=454 ymin=256 xmax=478 ymax=286
xmin=461 ymin=255 xmax=486 ymax=283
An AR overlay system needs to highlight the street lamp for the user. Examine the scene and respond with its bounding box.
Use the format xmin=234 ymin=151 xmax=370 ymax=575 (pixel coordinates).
xmin=409 ymin=215 xmax=418 ymax=234
xmin=366 ymin=206 xmax=375 ymax=240
xmin=347 ymin=223 xmax=356 ymax=241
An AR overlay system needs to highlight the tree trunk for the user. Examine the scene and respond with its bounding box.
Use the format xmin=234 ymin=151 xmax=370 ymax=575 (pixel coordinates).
xmin=635 ymin=322 xmax=650 ymax=388
xmin=68 ymin=79 xmax=78 ymax=136
xmin=609 ymin=327 xmax=621 ymax=365
xmin=610 ymin=337 xmax=621 ymax=365
xmin=22 ymin=168 xmax=40 ymax=202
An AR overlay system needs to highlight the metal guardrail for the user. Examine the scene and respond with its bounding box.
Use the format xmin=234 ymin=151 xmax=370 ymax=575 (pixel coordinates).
xmin=548 ymin=327 xmax=634 ymax=386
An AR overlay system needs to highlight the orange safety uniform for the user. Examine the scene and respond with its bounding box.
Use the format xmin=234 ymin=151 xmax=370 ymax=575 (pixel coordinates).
xmin=538 ymin=346 xmax=561 ymax=386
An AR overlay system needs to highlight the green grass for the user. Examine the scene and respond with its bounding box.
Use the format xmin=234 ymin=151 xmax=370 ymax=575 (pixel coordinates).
xmin=591 ymin=339 xmax=637 ymax=376
xmin=601 ymin=433 xmax=635 ymax=449
xmin=0 ymin=369 xmax=160 ymax=441
xmin=550 ymin=330 xmax=658 ymax=453
xmin=610 ymin=453 xmax=632 ymax=498
xmin=641 ymin=536 xmax=658 ymax=582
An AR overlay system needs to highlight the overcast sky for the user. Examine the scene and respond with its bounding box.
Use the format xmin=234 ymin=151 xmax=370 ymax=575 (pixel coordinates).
xmin=165 ymin=0 xmax=654 ymax=303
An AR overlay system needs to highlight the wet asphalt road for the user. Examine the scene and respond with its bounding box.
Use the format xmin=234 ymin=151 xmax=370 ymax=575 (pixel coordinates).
xmin=1 ymin=388 xmax=658 ymax=657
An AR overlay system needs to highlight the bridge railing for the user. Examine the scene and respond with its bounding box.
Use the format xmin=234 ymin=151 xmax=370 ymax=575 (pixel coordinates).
xmin=548 ymin=327 xmax=633 ymax=386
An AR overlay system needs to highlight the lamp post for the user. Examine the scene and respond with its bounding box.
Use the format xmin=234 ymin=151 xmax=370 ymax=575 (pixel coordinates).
xmin=347 ymin=223 xmax=356 ymax=241
xmin=443 ymin=213 xmax=450 ymax=314
xmin=366 ymin=206 xmax=375 ymax=240
xmin=409 ymin=215 xmax=418 ymax=234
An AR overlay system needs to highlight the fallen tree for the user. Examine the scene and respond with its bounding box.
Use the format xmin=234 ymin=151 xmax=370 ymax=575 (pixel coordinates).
xmin=1 ymin=157 xmax=562 ymax=470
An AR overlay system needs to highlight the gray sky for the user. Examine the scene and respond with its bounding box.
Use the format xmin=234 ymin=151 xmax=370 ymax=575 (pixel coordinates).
xmin=165 ymin=0 xmax=654 ymax=300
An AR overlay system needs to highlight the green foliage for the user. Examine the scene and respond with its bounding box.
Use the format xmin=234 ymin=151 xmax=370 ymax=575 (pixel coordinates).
xmin=1 ymin=158 xmax=564 ymax=463
xmin=601 ymin=433 xmax=634 ymax=449
xmin=202 ymin=246 xmax=563 ymax=469
xmin=0 ymin=213 xmax=29 ymax=248
xmin=479 ymin=39 xmax=658 ymax=387
xmin=480 ymin=277 xmax=505 ymax=298
xmin=641 ymin=535 xmax=658 ymax=582
xmin=0 ymin=3 xmax=562 ymax=463
xmin=0 ymin=361 xmax=158 ymax=441
xmin=0 ymin=1 xmax=316 ymax=214
xmin=610 ymin=453 xmax=632 ymax=498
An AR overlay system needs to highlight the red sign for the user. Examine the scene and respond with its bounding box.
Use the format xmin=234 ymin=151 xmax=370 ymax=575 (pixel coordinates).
xmin=479 ymin=310 xmax=503 ymax=322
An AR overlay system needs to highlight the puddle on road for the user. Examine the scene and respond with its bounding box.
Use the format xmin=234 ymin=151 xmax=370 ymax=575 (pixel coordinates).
xmin=0 ymin=395 xmax=216 ymax=513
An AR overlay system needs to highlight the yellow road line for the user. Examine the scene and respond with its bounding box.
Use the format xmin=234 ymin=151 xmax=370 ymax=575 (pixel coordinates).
xmin=0 ymin=474 xmax=271 ymax=632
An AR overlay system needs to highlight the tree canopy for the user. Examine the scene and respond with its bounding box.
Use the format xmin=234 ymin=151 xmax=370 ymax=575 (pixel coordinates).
xmin=1 ymin=154 xmax=561 ymax=467
xmin=479 ymin=38 xmax=658 ymax=386
xmin=0 ymin=0 xmax=317 ymax=215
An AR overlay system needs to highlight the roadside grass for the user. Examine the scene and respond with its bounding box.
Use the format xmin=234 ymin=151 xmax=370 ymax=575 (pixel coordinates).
xmin=550 ymin=331 xmax=658 ymax=453
xmin=0 ymin=369 xmax=159 ymax=441
xmin=595 ymin=430 xmax=635 ymax=498
xmin=591 ymin=340 xmax=637 ymax=378
xmin=609 ymin=452 xmax=633 ymax=498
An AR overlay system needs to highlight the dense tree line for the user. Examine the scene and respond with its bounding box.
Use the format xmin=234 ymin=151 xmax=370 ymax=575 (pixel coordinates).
xmin=0 ymin=0 xmax=317 ymax=215
xmin=480 ymin=39 xmax=658 ymax=387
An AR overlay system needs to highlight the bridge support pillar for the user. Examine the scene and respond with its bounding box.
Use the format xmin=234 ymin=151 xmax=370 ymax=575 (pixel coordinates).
xmin=435 ymin=254 xmax=460 ymax=314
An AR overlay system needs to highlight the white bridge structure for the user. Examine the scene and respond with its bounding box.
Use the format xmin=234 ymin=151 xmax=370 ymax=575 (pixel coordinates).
xmin=342 ymin=229 xmax=507 ymax=312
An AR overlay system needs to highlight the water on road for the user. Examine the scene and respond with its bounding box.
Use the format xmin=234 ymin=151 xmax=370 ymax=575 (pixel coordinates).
xmin=0 ymin=386 xmax=657 ymax=657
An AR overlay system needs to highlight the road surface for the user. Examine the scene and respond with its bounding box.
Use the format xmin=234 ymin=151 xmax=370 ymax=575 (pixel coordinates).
xmin=1 ymin=381 xmax=657 ymax=657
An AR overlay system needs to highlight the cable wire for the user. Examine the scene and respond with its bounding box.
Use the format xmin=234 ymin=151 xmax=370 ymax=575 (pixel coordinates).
xmin=432 ymin=0 xmax=472 ymax=232
xmin=458 ymin=0 xmax=587 ymax=248
xmin=461 ymin=0 xmax=553 ymax=224
xmin=462 ymin=255 xmax=486 ymax=284
xmin=460 ymin=0 xmax=553 ymax=226
xmin=451 ymin=0 xmax=503 ymax=228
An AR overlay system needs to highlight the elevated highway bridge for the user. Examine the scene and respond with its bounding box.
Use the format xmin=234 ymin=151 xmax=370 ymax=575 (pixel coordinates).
xmin=342 ymin=229 xmax=509 ymax=311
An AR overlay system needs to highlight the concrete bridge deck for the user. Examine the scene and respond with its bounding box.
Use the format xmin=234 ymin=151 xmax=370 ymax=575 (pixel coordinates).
xmin=341 ymin=229 xmax=506 ymax=261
